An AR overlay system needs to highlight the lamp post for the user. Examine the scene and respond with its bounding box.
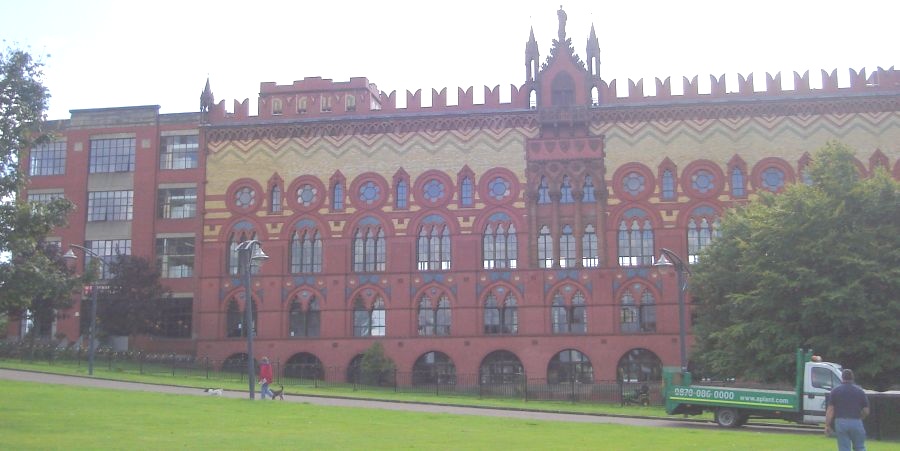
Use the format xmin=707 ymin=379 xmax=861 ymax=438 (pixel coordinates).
xmin=653 ymin=248 xmax=692 ymax=373
xmin=63 ymin=244 xmax=106 ymax=376
xmin=237 ymin=239 xmax=269 ymax=400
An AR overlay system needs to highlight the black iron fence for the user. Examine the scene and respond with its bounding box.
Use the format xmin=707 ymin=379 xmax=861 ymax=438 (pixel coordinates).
xmin=0 ymin=341 xmax=662 ymax=406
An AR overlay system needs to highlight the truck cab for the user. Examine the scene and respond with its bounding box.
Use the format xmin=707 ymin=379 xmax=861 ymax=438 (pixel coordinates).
xmin=802 ymin=359 xmax=843 ymax=424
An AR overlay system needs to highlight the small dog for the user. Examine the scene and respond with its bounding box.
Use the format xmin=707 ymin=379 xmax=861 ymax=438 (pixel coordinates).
xmin=204 ymin=388 xmax=224 ymax=396
xmin=270 ymin=384 xmax=284 ymax=400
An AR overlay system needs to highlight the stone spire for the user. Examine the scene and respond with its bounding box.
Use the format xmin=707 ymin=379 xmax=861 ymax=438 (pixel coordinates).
xmin=200 ymin=78 xmax=215 ymax=113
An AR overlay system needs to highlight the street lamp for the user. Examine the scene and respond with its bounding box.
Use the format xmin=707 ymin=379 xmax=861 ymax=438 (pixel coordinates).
xmin=237 ymin=239 xmax=269 ymax=399
xmin=653 ymin=248 xmax=692 ymax=373
xmin=63 ymin=244 xmax=106 ymax=376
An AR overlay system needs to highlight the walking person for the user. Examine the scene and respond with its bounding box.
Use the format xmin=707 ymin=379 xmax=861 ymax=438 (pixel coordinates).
xmin=825 ymin=369 xmax=869 ymax=451
xmin=259 ymin=357 xmax=275 ymax=400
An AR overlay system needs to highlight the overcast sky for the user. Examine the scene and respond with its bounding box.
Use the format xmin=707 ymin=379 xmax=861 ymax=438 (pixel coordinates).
xmin=3 ymin=0 xmax=897 ymax=119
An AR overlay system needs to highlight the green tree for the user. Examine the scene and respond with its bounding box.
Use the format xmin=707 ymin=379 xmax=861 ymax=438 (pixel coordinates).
xmin=360 ymin=342 xmax=396 ymax=386
xmin=1 ymin=46 xmax=79 ymax=316
xmin=691 ymin=141 xmax=900 ymax=390
xmin=93 ymin=255 xmax=171 ymax=337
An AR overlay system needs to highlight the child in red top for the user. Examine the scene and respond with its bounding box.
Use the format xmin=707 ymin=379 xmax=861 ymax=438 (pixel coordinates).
xmin=259 ymin=356 xmax=275 ymax=400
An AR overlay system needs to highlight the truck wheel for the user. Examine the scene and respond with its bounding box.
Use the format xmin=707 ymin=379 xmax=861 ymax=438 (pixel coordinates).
xmin=715 ymin=408 xmax=742 ymax=428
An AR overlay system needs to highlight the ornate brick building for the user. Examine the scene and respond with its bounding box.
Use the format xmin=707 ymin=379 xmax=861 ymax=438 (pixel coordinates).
xmin=14 ymin=9 xmax=900 ymax=383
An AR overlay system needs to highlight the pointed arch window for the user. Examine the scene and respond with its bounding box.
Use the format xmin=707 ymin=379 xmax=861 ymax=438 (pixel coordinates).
xmin=396 ymin=179 xmax=408 ymax=209
xmin=417 ymin=293 xmax=452 ymax=336
xmin=552 ymin=290 xmax=587 ymax=334
xmin=582 ymin=175 xmax=596 ymax=202
xmin=332 ymin=181 xmax=344 ymax=211
xmin=484 ymin=292 xmax=518 ymax=335
xmin=353 ymin=220 xmax=385 ymax=272
xmin=620 ymin=284 xmax=656 ymax=333
xmin=687 ymin=207 xmax=721 ymax=263
xmin=537 ymin=176 xmax=551 ymax=204
xmin=460 ymin=176 xmax=474 ymax=207
xmin=483 ymin=216 xmax=517 ymax=269
xmin=617 ymin=209 xmax=654 ymax=267
xmin=582 ymin=224 xmax=599 ymax=267
xmin=731 ymin=167 xmax=745 ymax=197
xmin=353 ymin=295 xmax=386 ymax=337
xmin=417 ymin=218 xmax=451 ymax=271
xmin=289 ymin=296 xmax=320 ymax=337
xmin=227 ymin=230 xmax=259 ymax=276
xmin=560 ymin=175 xmax=574 ymax=203
xmin=290 ymin=226 xmax=322 ymax=273
xmin=226 ymin=297 xmax=257 ymax=337
xmin=662 ymin=169 xmax=675 ymax=200
xmin=559 ymin=225 xmax=575 ymax=268
xmin=538 ymin=225 xmax=554 ymax=269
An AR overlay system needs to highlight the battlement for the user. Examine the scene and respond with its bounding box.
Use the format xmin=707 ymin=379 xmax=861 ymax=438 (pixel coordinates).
xmin=207 ymin=67 xmax=900 ymax=123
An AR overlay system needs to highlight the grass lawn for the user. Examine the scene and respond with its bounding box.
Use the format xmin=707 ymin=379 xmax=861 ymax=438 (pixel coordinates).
xmin=3 ymin=380 xmax=898 ymax=450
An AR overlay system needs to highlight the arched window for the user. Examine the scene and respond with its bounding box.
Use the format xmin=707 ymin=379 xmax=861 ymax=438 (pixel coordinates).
xmin=538 ymin=225 xmax=553 ymax=268
xmin=270 ymin=185 xmax=282 ymax=213
xmin=284 ymin=352 xmax=324 ymax=380
xmin=559 ymin=225 xmax=575 ymax=268
xmin=687 ymin=207 xmax=721 ymax=263
xmin=412 ymin=351 xmax=456 ymax=385
xmin=582 ymin=175 xmax=596 ymax=202
xmin=620 ymin=284 xmax=656 ymax=333
xmin=551 ymin=290 xmax=587 ymax=334
xmin=290 ymin=227 xmax=322 ymax=273
xmin=731 ymin=167 xmax=745 ymax=197
xmin=417 ymin=219 xmax=451 ymax=271
xmin=537 ymin=176 xmax=551 ymax=204
xmin=417 ymin=293 xmax=451 ymax=336
xmin=617 ymin=210 xmax=654 ymax=267
xmin=661 ymin=169 xmax=675 ymax=200
xmin=345 ymin=95 xmax=356 ymax=112
xmin=288 ymin=295 xmax=320 ymax=337
xmin=547 ymin=349 xmax=593 ymax=384
xmin=460 ymin=176 xmax=474 ymax=207
xmin=480 ymin=350 xmax=524 ymax=385
xmin=560 ymin=175 xmax=574 ymax=203
xmin=396 ymin=179 xmax=408 ymax=209
xmin=332 ymin=181 xmax=344 ymax=211
xmin=353 ymin=295 xmax=386 ymax=337
xmin=617 ymin=348 xmax=662 ymax=382
xmin=272 ymin=98 xmax=283 ymax=115
xmin=226 ymin=297 xmax=257 ymax=337
xmin=483 ymin=292 xmax=518 ymax=335
xmin=582 ymin=224 xmax=599 ymax=267
xmin=297 ymin=97 xmax=308 ymax=114
xmin=353 ymin=220 xmax=385 ymax=272
xmin=227 ymin=230 xmax=258 ymax=276
xmin=483 ymin=215 xmax=517 ymax=269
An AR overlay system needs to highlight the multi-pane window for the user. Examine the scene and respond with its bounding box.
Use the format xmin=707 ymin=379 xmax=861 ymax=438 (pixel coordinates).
xmin=460 ymin=176 xmax=474 ymax=207
xmin=156 ymin=237 xmax=194 ymax=278
xmin=547 ymin=349 xmax=593 ymax=384
xmin=582 ymin=175 xmax=596 ymax=202
xmin=417 ymin=221 xmax=451 ymax=271
xmin=28 ymin=192 xmax=65 ymax=204
xmin=353 ymin=222 xmax=385 ymax=272
xmin=617 ymin=210 xmax=654 ymax=267
xmin=289 ymin=296 xmax=320 ymax=337
xmin=227 ymin=231 xmax=259 ymax=276
xmin=153 ymin=297 xmax=192 ymax=338
xmin=270 ymin=185 xmax=282 ymax=213
xmin=396 ymin=179 xmax=408 ymax=209
xmin=226 ymin=298 xmax=256 ymax=337
xmin=538 ymin=225 xmax=554 ymax=268
xmin=620 ymin=284 xmax=656 ymax=333
xmin=290 ymin=228 xmax=322 ymax=273
xmin=480 ymin=350 xmax=524 ymax=384
xmin=417 ymin=294 xmax=451 ymax=336
xmin=662 ymin=169 xmax=675 ymax=200
xmin=87 ymin=190 xmax=134 ymax=221
xmin=29 ymin=141 xmax=66 ymax=176
xmin=353 ymin=296 xmax=386 ymax=337
xmin=89 ymin=138 xmax=135 ymax=173
xmin=483 ymin=293 xmax=518 ymax=335
xmin=560 ymin=175 xmax=574 ymax=203
xmin=157 ymin=188 xmax=196 ymax=219
xmin=159 ymin=135 xmax=198 ymax=170
xmin=687 ymin=209 xmax=721 ymax=263
xmin=483 ymin=219 xmax=517 ymax=269
xmin=731 ymin=167 xmax=746 ymax=197
xmin=332 ymin=182 xmax=344 ymax=210
xmin=582 ymin=224 xmax=599 ymax=267
xmin=85 ymin=239 xmax=131 ymax=279
xmin=559 ymin=225 xmax=576 ymax=268
xmin=551 ymin=291 xmax=587 ymax=334
xmin=537 ymin=176 xmax=551 ymax=204
xmin=412 ymin=351 xmax=456 ymax=385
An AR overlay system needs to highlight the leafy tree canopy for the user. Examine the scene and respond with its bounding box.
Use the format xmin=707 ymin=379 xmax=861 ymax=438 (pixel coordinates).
xmin=93 ymin=255 xmax=171 ymax=337
xmin=691 ymin=141 xmax=900 ymax=390
xmin=359 ymin=342 xmax=396 ymax=386
xmin=1 ymin=46 xmax=80 ymax=315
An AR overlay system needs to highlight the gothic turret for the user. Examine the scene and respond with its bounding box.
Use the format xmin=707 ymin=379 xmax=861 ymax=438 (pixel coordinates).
xmin=586 ymin=24 xmax=600 ymax=78
xmin=525 ymin=27 xmax=540 ymax=83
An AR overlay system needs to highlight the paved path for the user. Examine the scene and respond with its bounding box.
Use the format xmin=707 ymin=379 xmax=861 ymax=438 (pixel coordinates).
xmin=0 ymin=368 xmax=816 ymax=434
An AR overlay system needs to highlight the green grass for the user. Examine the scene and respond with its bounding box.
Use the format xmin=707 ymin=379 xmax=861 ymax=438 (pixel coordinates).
xmin=6 ymin=379 xmax=897 ymax=451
